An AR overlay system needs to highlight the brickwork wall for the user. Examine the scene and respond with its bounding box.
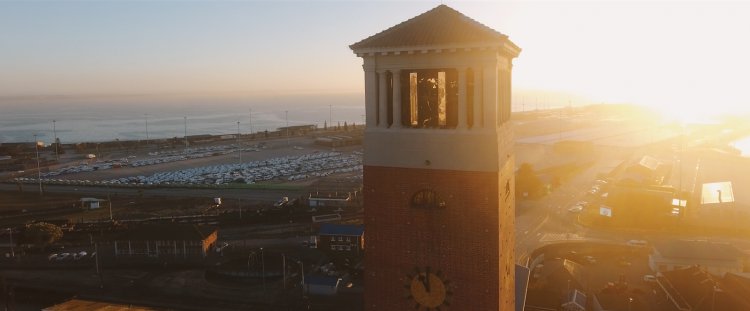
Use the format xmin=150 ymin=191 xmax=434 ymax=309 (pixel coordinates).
xmin=363 ymin=163 xmax=515 ymax=311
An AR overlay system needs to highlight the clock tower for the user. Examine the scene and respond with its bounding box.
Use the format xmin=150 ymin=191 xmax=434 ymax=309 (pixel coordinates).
xmin=350 ymin=5 xmax=521 ymax=311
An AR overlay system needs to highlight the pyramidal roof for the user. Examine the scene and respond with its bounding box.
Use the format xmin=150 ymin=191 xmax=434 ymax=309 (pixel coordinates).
xmin=350 ymin=5 xmax=516 ymax=53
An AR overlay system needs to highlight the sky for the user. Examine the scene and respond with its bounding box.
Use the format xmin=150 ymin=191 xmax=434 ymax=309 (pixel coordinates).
xmin=2 ymin=1 xmax=750 ymax=122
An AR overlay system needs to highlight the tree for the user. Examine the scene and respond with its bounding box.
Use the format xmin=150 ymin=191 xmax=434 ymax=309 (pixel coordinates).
xmin=516 ymin=163 xmax=544 ymax=198
xmin=23 ymin=222 xmax=63 ymax=250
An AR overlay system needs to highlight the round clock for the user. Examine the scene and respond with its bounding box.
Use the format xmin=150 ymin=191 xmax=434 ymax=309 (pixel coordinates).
xmin=405 ymin=267 xmax=452 ymax=310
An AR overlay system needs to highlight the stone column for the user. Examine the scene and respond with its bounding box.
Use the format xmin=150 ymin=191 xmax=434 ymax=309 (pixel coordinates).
xmin=364 ymin=63 xmax=378 ymax=128
xmin=483 ymin=63 xmax=499 ymax=129
xmin=473 ymin=67 xmax=483 ymax=129
xmin=391 ymin=69 xmax=402 ymax=128
xmin=378 ymin=70 xmax=389 ymax=128
xmin=457 ymin=67 xmax=468 ymax=129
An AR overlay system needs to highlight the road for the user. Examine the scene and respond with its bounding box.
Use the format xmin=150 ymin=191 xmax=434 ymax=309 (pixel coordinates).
xmin=0 ymin=183 xmax=302 ymax=204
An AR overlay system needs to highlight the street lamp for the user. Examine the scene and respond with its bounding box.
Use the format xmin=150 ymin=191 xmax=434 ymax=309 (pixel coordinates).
xmin=184 ymin=116 xmax=188 ymax=153
xmin=261 ymin=248 xmax=266 ymax=288
xmin=52 ymin=120 xmax=59 ymax=161
xmin=248 ymin=108 xmax=254 ymax=135
xmin=298 ymin=260 xmax=306 ymax=296
xmin=144 ymin=113 xmax=149 ymax=149
xmin=237 ymin=121 xmax=242 ymax=164
xmin=285 ymin=110 xmax=290 ymax=147
xmin=33 ymin=134 xmax=42 ymax=195
xmin=7 ymin=228 xmax=14 ymax=258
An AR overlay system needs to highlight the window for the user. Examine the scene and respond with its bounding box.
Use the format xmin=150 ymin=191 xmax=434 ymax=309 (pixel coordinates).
xmin=330 ymin=236 xmax=335 ymax=242
xmin=338 ymin=236 xmax=343 ymax=242
xmin=411 ymin=189 xmax=446 ymax=209
xmin=331 ymin=245 xmax=337 ymax=250
xmin=346 ymin=237 xmax=351 ymax=242
xmin=402 ymin=69 xmax=457 ymax=129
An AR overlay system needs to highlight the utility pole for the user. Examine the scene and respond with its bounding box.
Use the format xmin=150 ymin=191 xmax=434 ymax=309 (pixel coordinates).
xmin=282 ymin=253 xmax=286 ymax=289
xmin=329 ymin=104 xmax=332 ymax=127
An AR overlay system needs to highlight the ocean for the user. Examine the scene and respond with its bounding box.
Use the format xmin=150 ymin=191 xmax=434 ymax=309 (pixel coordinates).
xmin=0 ymin=92 xmax=365 ymax=144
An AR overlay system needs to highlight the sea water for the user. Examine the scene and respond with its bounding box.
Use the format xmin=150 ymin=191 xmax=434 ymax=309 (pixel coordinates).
xmin=0 ymin=92 xmax=364 ymax=144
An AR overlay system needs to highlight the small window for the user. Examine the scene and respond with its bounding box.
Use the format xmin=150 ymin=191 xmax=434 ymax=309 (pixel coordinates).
xmin=338 ymin=236 xmax=343 ymax=242
xmin=331 ymin=245 xmax=336 ymax=250
xmin=330 ymin=236 xmax=335 ymax=242
xmin=411 ymin=189 xmax=446 ymax=209
xmin=346 ymin=237 xmax=351 ymax=242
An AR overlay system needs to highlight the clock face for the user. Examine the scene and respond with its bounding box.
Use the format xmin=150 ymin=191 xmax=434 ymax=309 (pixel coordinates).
xmin=406 ymin=267 xmax=451 ymax=310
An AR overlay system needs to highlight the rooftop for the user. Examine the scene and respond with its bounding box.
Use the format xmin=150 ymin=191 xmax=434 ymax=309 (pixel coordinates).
xmin=319 ymin=223 xmax=364 ymax=236
xmin=350 ymin=4 xmax=518 ymax=53
xmin=115 ymin=224 xmax=216 ymax=242
xmin=655 ymin=240 xmax=744 ymax=261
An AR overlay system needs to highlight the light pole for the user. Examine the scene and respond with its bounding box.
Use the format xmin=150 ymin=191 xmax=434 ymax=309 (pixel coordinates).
xmin=249 ymin=108 xmax=254 ymax=135
xmin=237 ymin=121 xmax=242 ymax=164
xmin=52 ymin=120 xmax=59 ymax=161
xmin=7 ymin=228 xmax=14 ymax=258
xmin=260 ymin=247 xmax=266 ymax=291
xmin=144 ymin=113 xmax=149 ymax=149
xmin=285 ymin=110 xmax=290 ymax=147
xmin=329 ymin=104 xmax=332 ymax=127
xmin=184 ymin=116 xmax=188 ymax=153
xmin=298 ymin=260 xmax=305 ymax=295
xmin=33 ymin=134 xmax=42 ymax=195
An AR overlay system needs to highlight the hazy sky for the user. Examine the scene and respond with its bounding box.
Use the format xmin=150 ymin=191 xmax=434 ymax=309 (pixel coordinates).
xmin=2 ymin=1 xmax=750 ymax=121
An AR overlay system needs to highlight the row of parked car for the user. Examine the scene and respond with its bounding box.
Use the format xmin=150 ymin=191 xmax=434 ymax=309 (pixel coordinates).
xmin=48 ymin=251 xmax=94 ymax=262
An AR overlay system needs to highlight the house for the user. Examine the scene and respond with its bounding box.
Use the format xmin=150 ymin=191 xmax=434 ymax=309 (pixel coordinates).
xmin=308 ymin=191 xmax=352 ymax=209
xmin=112 ymin=224 xmax=217 ymax=259
xmin=304 ymin=275 xmax=341 ymax=296
xmin=650 ymin=240 xmax=745 ymax=277
xmin=562 ymin=289 xmax=586 ymax=311
xmin=80 ymin=197 xmax=107 ymax=209
xmin=317 ymin=223 xmax=364 ymax=256
xmin=656 ymin=266 xmax=750 ymax=311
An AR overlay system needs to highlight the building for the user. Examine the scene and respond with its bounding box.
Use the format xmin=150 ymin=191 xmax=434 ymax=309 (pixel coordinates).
xmin=112 ymin=224 xmax=217 ymax=259
xmin=351 ymin=4 xmax=520 ymax=310
xmin=80 ymin=197 xmax=107 ymax=209
xmin=656 ymin=266 xmax=750 ymax=311
xmin=650 ymin=240 xmax=746 ymax=277
xmin=308 ymin=191 xmax=352 ymax=209
xmin=278 ymin=124 xmax=317 ymax=135
xmin=317 ymin=223 xmax=364 ymax=256
xmin=304 ymin=275 xmax=343 ymax=296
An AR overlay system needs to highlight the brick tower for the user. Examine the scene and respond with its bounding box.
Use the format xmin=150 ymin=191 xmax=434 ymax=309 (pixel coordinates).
xmin=350 ymin=5 xmax=521 ymax=311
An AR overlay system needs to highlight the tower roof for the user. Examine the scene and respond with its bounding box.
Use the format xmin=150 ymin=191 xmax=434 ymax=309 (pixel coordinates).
xmin=350 ymin=5 xmax=518 ymax=54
